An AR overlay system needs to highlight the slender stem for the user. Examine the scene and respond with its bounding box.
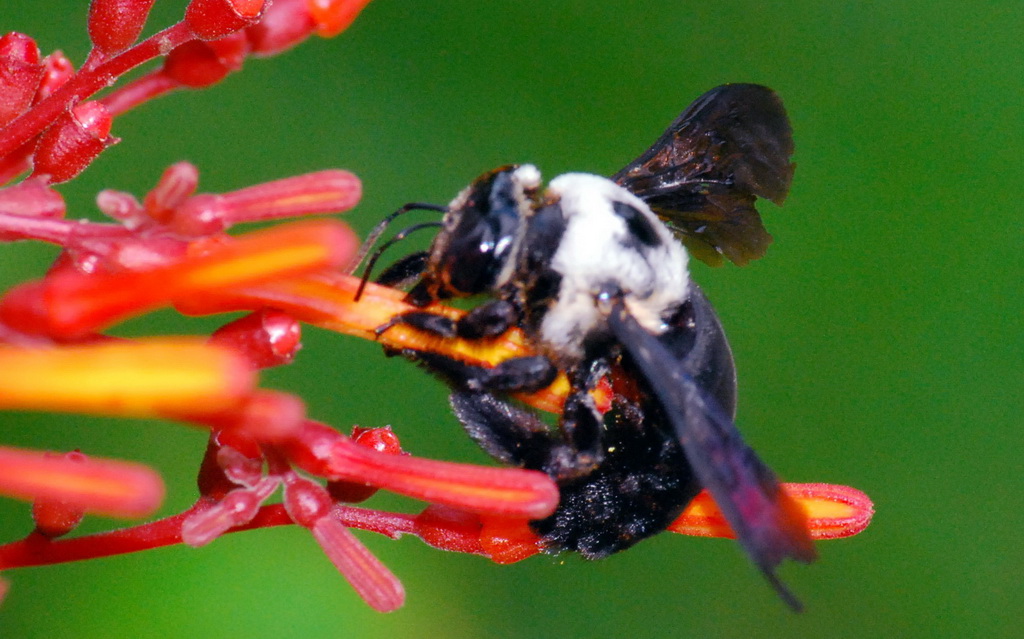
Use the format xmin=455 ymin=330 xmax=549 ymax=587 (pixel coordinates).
xmin=101 ymin=72 xmax=182 ymax=118
xmin=0 ymin=22 xmax=195 ymax=158
xmin=0 ymin=507 xmax=204 ymax=569
xmin=335 ymin=506 xmax=418 ymax=540
xmin=0 ymin=502 xmax=421 ymax=570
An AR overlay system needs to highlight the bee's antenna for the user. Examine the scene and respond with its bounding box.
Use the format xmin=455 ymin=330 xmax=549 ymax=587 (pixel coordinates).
xmin=355 ymin=221 xmax=444 ymax=301
xmin=348 ymin=203 xmax=446 ymax=275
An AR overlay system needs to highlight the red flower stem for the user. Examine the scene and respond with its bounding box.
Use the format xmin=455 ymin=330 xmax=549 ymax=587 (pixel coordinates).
xmin=0 ymin=502 xmax=421 ymax=570
xmin=100 ymin=71 xmax=182 ymax=118
xmin=81 ymin=49 xmax=107 ymax=74
xmin=0 ymin=22 xmax=195 ymax=159
xmin=331 ymin=506 xmax=418 ymax=540
xmin=0 ymin=507 xmax=201 ymax=569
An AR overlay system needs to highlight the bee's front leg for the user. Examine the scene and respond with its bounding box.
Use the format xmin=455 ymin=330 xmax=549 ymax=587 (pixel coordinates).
xmin=377 ymin=299 xmax=519 ymax=340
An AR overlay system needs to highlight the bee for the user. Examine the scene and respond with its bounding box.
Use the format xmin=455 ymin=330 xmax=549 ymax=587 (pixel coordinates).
xmin=360 ymin=84 xmax=817 ymax=609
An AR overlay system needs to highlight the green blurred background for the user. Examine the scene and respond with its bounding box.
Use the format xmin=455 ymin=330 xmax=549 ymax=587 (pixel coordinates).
xmin=1 ymin=1 xmax=1021 ymax=637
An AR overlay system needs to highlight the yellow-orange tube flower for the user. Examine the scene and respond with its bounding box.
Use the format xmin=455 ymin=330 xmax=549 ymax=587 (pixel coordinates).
xmin=0 ymin=338 xmax=255 ymax=417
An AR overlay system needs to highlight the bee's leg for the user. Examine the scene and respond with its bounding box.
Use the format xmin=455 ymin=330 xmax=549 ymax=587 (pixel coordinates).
xmin=449 ymin=390 xmax=562 ymax=469
xmin=397 ymin=348 xmax=557 ymax=394
xmin=378 ymin=297 xmax=554 ymax=399
xmin=550 ymin=281 xmax=627 ymax=476
xmin=552 ymin=359 xmax=610 ymax=478
xmin=376 ymin=299 xmax=519 ymax=340
xmin=374 ymin=251 xmax=430 ymax=288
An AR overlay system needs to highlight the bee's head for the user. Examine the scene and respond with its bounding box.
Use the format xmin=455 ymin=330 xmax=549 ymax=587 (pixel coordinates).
xmin=419 ymin=164 xmax=541 ymax=300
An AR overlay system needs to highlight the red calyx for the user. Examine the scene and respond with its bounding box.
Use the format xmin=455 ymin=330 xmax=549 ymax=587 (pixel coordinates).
xmin=210 ymin=309 xmax=303 ymax=369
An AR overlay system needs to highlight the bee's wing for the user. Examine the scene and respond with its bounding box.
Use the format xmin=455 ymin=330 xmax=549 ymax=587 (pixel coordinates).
xmin=612 ymin=84 xmax=794 ymax=266
xmin=606 ymin=300 xmax=816 ymax=611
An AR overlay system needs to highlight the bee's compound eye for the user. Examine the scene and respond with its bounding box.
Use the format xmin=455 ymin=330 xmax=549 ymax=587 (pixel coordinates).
xmin=440 ymin=207 xmax=511 ymax=294
xmin=439 ymin=169 xmax=524 ymax=295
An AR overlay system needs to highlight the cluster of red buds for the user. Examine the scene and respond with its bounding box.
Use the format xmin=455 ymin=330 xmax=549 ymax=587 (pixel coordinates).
xmin=0 ymin=0 xmax=873 ymax=615
xmin=1 ymin=0 xmax=371 ymax=185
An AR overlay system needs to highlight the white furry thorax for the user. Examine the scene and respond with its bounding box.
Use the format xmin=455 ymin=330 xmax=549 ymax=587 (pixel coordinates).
xmin=537 ymin=172 xmax=690 ymax=361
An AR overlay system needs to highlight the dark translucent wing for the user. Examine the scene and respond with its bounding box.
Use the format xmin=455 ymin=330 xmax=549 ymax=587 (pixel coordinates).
xmin=606 ymin=301 xmax=816 ymax=611
xmin=612 ymin=84 xmax=795 ymax=266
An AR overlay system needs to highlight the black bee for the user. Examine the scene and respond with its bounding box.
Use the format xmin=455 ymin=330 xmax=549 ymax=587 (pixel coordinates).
xmin=360 ymin=84 xmax=817 ymax=609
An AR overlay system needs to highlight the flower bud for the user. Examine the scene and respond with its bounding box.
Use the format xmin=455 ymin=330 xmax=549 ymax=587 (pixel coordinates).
xmin=210 ymin=309 xmax=302 ymax=369
xmin=35 ymin=51 xmax=75 ymax=102
xmin=185 ymin=0 xmax=266 ymax=40
xmin=245 ymin=0 xmax=316 ymax=55
xmin=142 ymin=161 xmax=199 ymax=222
xmin=0 ymin=177 xmax=65 ymax=219
xmin=0 ymin=33 xmax=45 ymax=126
xmin=162 ymin=33 xmax=249 ymax=88
xmin=32 ymin=101 xmax=118 ymax=183
xmin=327 ymin=426 xmax=403 ymax=502
xmin=88 ymin=0 xmax=158 ymax=55
xmin=31 ymin=450 xmax=88 ymax=538
xmin=97 ymin=189 xmax=146 ymax=228
xmin=309 ymin=0 xmax=375 ymax=38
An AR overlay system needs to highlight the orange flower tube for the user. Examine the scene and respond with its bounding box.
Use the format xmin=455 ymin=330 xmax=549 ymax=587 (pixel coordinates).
xmin=0 ymin=339 xmax=255 ymax=417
